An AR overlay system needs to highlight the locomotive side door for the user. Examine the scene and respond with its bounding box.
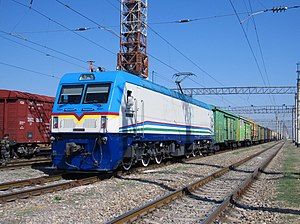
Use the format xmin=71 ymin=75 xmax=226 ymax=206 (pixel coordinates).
xmin=125 ymin=86 xmax=144 ymax=138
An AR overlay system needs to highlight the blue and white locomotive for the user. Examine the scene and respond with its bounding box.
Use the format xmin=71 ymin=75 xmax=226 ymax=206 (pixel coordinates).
xmin=51 ymin=71 xmax=214 ymax=171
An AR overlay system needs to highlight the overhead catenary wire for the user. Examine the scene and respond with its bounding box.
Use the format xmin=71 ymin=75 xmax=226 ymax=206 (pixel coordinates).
xmin=52 ymin=0 xmax=189 ymax=77
xmin=243 ymin=0 xmax=275 ymax=123
xmin=9 ymin=12 xmax=252 ymax=34
xmin=0 ymin=61 xmax=60 ymax=79
xmin=0 ymin=29 xmax=87 ymax=64
xmin=8 ymin=0 xmax=240 ymax=107
xmin=54 ymin=0 xmax=202 ymax=81
xmin=144 ymin=19 xmax=251 ymax=106
xmin=229 ymin=0 xmax=266 ymax=86
xmin=11 ymin=0 xmax=189 ymax=86
xmin=12 ymin=0 xmax=253 ymax=108
xmin=10 ymin=6 xmax=30 ymax=32
xmin=55 ymin=0 xmax=120 ymax=38
xmin=228 ymin=0 xmax=273 ymax=107
xmin=187 ymin=76 xmax=238 ymax=106
xmin=105 ymin=0 xmax=244 ymax=106
xmin=150 ymin=12 xmax=249 ymax=25
xmin=10 ymin=0 xmax=116 ymax=56
xmin=247 ymin=0 xmax=276 ymax=106
xmin=0 ymin=34 xmax=86 ymax=70
xmin=113 ymin=0 xmax=226 ymax=86
xmin=241 ymin=4 xmax=300 ymax=23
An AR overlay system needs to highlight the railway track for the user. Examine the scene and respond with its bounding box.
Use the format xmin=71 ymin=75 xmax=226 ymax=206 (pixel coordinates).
xmin=0 ymin=157 xmax=52 ymax=171
xmin=119 ymin=142 xmax=274 ymax=176
xmin=0 ymin=173 xmax=103 ymax=204
xmin=201 ymin=142 xmax=284 ymax=224
xmin=0 ymin=174 xmax=63 ymax=191
xmin=106 ymin=141 xmax=284 ymax=224
xmin=0 ymin=142 xmax=278 ymax=205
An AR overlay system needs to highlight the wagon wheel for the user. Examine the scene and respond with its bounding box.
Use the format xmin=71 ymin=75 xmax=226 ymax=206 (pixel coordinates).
xmin=141 ymin=152 xmax=151 ymax=167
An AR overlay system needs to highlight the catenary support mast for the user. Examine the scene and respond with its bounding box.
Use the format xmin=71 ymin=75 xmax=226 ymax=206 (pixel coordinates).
xmin=117 ymin=0 xmax=148 ymax=78
xmin=294 ymin=94 xmax=297 ymax=143
xmin=296 ymin=63 xmax=300 ymax=146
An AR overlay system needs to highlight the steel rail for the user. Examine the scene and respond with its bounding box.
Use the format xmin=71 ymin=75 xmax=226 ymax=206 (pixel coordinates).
xmin=0 ymin=158 xmax=52 ymax=171
xmin=0 ymin=176 xmax=100 ymax=203
xmin=5 ymin=157 xmax=50 ymax=165
xmin=0 ymin=174 xmax=63 ymax=191
xmin=0 ymin=142 xmax=274 ymax=204
xmin=106 ymin=141 xmax=282 ymax=224
xmin=201 ymin=141 xmax=285 ymax=224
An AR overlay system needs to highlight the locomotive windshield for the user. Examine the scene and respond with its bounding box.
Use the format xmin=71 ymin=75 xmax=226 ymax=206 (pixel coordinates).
xmin=84 ymin=84 xmax=111 ymax=104
xmin=59 ymin=85 xmax=83 ymax=104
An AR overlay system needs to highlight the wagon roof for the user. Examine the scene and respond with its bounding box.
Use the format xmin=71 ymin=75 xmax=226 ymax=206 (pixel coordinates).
xmin=0 ymin=89 xmax=54 ymax=103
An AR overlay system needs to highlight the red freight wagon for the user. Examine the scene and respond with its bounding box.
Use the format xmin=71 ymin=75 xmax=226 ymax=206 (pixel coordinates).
xmin=0 ymin=89 xmax=54 ymax=157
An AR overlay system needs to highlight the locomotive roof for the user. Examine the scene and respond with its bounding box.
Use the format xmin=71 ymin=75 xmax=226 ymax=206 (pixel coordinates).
xmin=59 ymin=71 xmax=213 ymax=110
xmin=0 ymin=89 xmax=54 ymax=102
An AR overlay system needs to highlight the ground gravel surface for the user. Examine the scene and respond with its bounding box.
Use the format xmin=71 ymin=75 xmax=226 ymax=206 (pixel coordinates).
xmin=0 ymin=167 xmax=48 ymax=184
xmin=0 ymin=142 xmax=277 ymax=224
xmin=216 ymin=141 xmax=300 ymax=224
xmin=134 ymin=142 xmax=282 ymax=224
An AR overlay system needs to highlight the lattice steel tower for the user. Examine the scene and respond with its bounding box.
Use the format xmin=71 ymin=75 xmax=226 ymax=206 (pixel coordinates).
xmin=117 ymin=0 xmax=148 ymax=78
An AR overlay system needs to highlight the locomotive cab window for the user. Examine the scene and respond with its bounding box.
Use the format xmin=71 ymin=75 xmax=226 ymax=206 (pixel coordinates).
xmin=84 ymin=84 xmax=111 ymax=104
xmin=59 ymin=85 xmax=83 ymax=104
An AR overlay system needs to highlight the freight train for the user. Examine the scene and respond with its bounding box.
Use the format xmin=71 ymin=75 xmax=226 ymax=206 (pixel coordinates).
xmin=0 ymin=90 xmax=54 ymax=160
xmin=51 ymin=71 xmax=278 ymax=172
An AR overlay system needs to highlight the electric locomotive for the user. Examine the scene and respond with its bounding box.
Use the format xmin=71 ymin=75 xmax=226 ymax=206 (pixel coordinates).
xmin=51 ymin=71 xmax=214 ymax=171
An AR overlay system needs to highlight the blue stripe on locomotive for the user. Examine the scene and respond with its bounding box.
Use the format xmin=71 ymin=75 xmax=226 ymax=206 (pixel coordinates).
xmin=52 ymin=71 xmax=214 ymax=171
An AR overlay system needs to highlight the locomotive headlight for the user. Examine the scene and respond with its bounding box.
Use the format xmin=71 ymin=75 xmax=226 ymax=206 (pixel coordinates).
xmin=53 ymin=117 xmax=58 ymax=129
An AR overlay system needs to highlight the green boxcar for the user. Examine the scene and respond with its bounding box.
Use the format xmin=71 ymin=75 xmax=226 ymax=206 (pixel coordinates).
xmin=236 ymin=119 xmax=243 ymax=142
xmin=237 ymin=118 xmax=252 ymax=144
xmin=244 ymin=120 xmax=252 ymax=141
xmin=213 ymin=108 xmax=238 ymax=145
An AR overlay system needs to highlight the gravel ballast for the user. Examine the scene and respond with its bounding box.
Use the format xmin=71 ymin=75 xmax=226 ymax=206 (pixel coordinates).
xmin=216 ymin=141 xmax=300 ymax=224
xmin=0 ymin=142 xmax=281 ymax=223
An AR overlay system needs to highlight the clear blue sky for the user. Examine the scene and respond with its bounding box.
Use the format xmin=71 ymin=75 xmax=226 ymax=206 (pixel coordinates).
xmin=0 ymin=0 xmax=299 ymax=132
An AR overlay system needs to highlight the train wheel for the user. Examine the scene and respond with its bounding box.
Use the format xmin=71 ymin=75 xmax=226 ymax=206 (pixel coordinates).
xmin=191 ymin=150 xmax=196 ymax=157
xmin=141 ymin=153 xmax=151 ymax=167
xmin=154 ymin=153 xmax=163 ymax=164
xmin=122 ymin=158 xmax=133 ymax=171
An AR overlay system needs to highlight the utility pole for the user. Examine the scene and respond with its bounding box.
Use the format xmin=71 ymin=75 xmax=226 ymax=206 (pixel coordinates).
xmin=275 ymin=114 xmax=279 ymax=140
xmin=297 ymin=62 xmax=300 ymax=147
xmin=293 ymin=93 xmax=298 ymax=145
xmin=279 ymin=120 xmax=282 ymax=140
xmin=282 ymin=121 xmax=284 ymax=139
xmin=292 ymin=105 xmax=294 ymax=141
